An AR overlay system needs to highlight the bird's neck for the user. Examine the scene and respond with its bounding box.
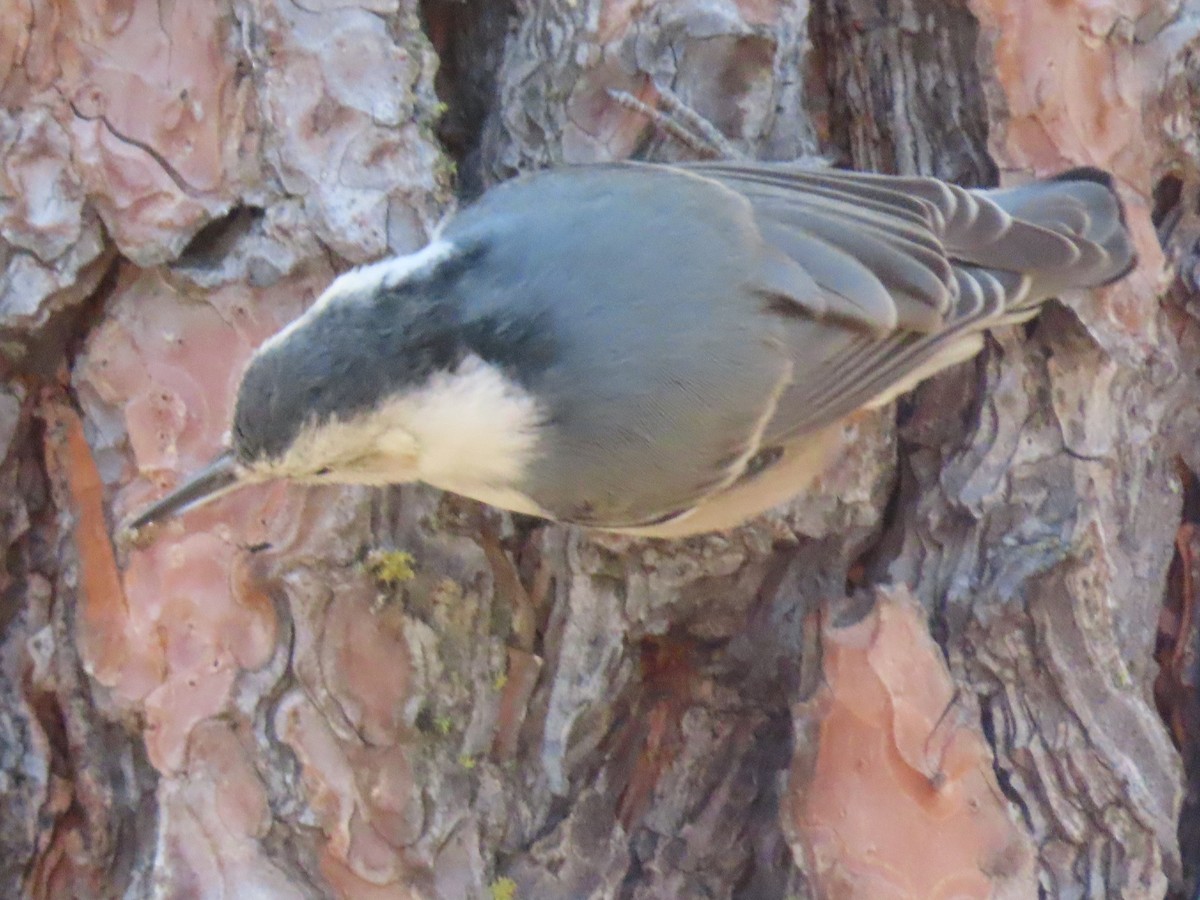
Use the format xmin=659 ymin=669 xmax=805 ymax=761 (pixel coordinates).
xmin=400 ymin=354 xmax=546 ymax=509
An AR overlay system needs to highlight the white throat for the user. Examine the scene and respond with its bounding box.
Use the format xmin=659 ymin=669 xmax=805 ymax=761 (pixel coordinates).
xmin=271 ymin=355 xmax=548 ymax=517
xmin=403 ymin=354 xmax=544 ymax=498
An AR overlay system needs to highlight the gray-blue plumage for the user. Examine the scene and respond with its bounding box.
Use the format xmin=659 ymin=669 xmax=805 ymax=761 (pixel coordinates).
xmin=127 ymin=160 xmax=1136 ymax=538
xmin=433 ymin=162 xmax=1131 ymax=527
xmin=440 ymin=164 xmax=796 ymax=526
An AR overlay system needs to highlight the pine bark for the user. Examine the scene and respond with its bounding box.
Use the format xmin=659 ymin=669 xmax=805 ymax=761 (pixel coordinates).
xmin=2 ymin=0 xmax=1197 ymax=897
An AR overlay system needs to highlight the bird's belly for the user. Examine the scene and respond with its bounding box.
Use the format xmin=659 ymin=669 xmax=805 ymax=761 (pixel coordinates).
xmin=422 ymin=475 xmax=551 ymax=520
xmin=608 ymin=420 xmax=853 ymax=538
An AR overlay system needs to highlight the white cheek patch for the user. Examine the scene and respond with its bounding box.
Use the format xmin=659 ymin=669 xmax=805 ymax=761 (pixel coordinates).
xmin=254 ymin=414 xmax=419 ymax=486
xmin=256 ymin=354 xmax=545 ymax=502
xmin=402 ymin=354 xmax=544 ymax=490
xmin=376 ymin=427 xmax=421 ymax=463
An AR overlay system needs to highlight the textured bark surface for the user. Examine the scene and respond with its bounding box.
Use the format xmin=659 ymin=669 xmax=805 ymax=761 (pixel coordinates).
xmin=3 ymin=0 xmax=1199 ymax=897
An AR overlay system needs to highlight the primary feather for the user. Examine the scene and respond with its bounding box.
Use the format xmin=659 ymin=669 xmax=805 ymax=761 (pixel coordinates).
xmin=678 ymin=162 xmax=1134 ymax=452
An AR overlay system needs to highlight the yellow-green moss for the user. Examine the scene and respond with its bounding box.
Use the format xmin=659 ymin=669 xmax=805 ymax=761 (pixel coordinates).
xmin=365 ymin=549 xmax=416 ymax=585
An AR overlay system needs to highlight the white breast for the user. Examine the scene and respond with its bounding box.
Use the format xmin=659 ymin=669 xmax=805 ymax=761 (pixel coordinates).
xmin=399 ymin=354 xmax=550 ymax=517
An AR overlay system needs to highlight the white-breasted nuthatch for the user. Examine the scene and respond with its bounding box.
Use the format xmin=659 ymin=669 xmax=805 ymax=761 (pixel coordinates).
xmin=122 ymin=161 xmax=1135 ymax=539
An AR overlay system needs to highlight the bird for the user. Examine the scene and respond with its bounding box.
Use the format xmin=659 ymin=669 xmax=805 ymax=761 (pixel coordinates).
xmin=120 ymin=160 xmax=1136 ymax=540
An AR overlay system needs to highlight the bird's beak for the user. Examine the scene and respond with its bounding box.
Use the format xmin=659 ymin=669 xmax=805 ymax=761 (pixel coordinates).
xmin=120 ymin=450 xmax=243 ymax=536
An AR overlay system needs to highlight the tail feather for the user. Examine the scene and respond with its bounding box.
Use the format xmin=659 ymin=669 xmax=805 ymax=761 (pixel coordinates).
xmin=693 ymin=162 xmax=1140 ymax=448
xmin=968 ymin=170 xmax=1137 ymax=303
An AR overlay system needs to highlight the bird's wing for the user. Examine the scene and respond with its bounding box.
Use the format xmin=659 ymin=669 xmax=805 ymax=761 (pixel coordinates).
xmin=677 ymin=162 xmax=1129 ymax=445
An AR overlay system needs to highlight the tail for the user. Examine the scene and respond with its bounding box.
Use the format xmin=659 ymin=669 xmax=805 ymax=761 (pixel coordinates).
xmin=677 ymin=161 xmax=1139 ymax=437
xmin=954 ymin=167 xmax=1137 ymax=316
xmin=849 ymin=167 xmax=1139 ymax=405
xmin=795 ymin=167 xmax=1136 ymax=420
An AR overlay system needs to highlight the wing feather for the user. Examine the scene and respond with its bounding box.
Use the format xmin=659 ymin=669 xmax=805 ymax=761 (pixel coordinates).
xmin=671 ymin=162 xmax=1132 ymax=455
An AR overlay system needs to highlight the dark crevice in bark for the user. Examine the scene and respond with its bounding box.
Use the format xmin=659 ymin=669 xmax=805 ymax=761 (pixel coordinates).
xmin=728 ymin=711 xmax=804 ymax=900
xmin=1152 ymin=165 xmax=1200 ymax=898
xmin=807 ymin=0 xmax=996 ymax=184
xmin=174 ymin=206 xmax=267 ymax=273
xmin=979 ymin=692 xmax=1034 ymax=834
xmin=57 ymin=257 xmax=122 ymax=381
xmin=613 ymin=581 xmax=811 ymax=899
xmin=1157 ymin=460 xmax=1200 ymax=897
xmin=0 ymin=250 xmax=120 ymax=383
xmin=0 ymin=409 xmax=43 ymax=642
xmin=1154 ymin=173 xmax=1184 ymax=231
xmin=16 ymin=408 xmax=160 ymax=899
xmin=0 ymin=416 xmax=51 ymax=895
xmin=418 ymin=0 xmax=517 ymax=200
xmin=0 ymin=237 xmax=151 ymax=896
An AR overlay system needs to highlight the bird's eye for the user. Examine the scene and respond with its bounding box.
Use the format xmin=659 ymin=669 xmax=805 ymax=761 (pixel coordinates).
xmin=314 ymin=466 xmax=332 ymax=477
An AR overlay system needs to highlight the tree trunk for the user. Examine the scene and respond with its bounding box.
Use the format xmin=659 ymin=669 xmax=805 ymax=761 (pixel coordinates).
xmin=3 ymin=0 xmax=1197 ymax=897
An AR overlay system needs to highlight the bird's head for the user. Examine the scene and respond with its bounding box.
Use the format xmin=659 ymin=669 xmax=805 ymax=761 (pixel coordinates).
xmin=121 ymin=239 xmax=547 ymax=538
